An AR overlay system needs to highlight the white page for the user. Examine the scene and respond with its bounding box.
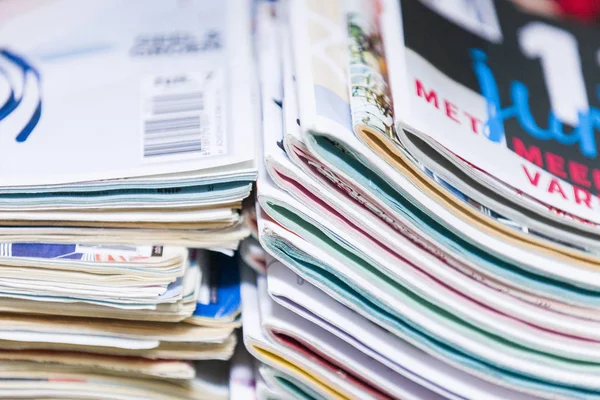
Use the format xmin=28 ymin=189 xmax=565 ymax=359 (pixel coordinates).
xmin=267 ymin=257 xmax=536 ymax=400
xmin=241 ymin=265 xmax=335 ymax=399
xmin=0 ymin=206 xmax=236 ymax=223
xmin=0 ymin=331 xmax=159 ymax=350
xmin=262 ymin=275 xmax=442 ymax=400
xmin=242 ymin=263 xmax=384 ymax=400
xmin=257 ymin=364 xmax=298 ymax=400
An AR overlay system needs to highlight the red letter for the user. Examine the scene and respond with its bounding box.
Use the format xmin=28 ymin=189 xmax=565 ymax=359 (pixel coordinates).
xmin=522 ymin=165 xmax=541 ymax=187
xmin=545 ymin=152 xmax=567 ymax=179
xmin=593 ymin=169 xmax=600 ymax=192
xmin=568 ymin=161 xmax=591 ymax=188
xmin=512 ymin=138 xmax=543 ymax=167
xmin=444 ymin=100 xmax=460 ymax=123
xmin=548 ymin=179 xmax=567 ymax=200
xmin=573 ymin=186 xmax=592 ymax=208
xmin=415 ymin=79 xmax=439 ymax=109
xmin=464 ymin=112 xmax=481 ymax=134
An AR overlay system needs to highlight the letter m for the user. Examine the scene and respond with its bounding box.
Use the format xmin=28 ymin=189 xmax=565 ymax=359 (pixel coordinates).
xmin=415 ymin=79 xmax=439 ymax=109
xmin=512 ymin=137 xmax=543 ymax=167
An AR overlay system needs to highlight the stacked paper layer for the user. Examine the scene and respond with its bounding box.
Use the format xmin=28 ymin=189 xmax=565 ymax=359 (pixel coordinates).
xmin=0 ymin=0 xmax=257 ymax=398
xmin=0 ymin=0 xmax=258 ymax=250
xmin=243 ymin=0 xmax=600 ymax=399
xmin=0 ymin=240 xmax=244 ymax=398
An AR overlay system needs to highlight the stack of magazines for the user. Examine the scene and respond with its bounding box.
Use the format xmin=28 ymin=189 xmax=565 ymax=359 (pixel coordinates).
xmin=244 ymin=0 xmax=600 ymax=399
xmin=0 ymin=0 xmax=256 ymax=399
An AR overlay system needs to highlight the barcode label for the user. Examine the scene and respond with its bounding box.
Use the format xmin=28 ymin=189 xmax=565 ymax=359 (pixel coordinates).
xmin=141 ymin=71 xmax=226 ymax=160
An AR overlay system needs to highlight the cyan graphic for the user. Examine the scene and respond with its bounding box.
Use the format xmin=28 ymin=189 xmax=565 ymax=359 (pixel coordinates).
xmin=471 ymin=48 xmax=600 ymax=159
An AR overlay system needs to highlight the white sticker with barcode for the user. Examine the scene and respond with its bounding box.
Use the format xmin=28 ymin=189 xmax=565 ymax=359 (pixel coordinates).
xmin=141 ymin=69 xmax=227 ymax=161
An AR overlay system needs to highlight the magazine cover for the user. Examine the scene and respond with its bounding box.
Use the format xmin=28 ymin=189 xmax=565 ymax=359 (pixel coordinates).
xmin=385 ymin=0 xmax=600 ymax=225
xmin=0 ymin=0 xmax=255 ymax=186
